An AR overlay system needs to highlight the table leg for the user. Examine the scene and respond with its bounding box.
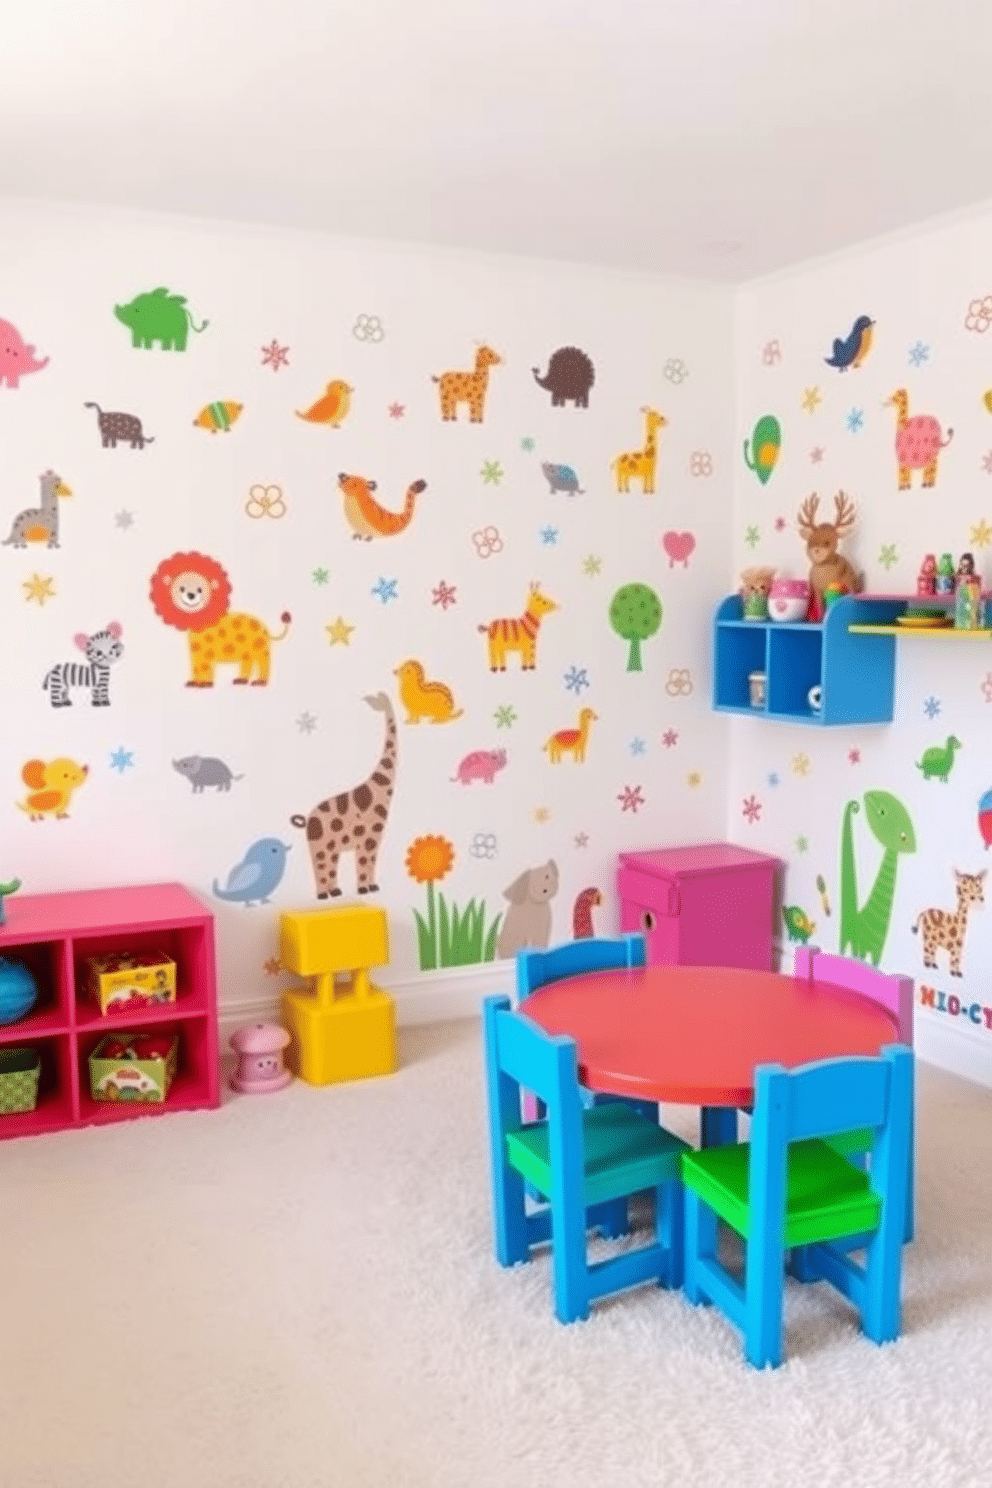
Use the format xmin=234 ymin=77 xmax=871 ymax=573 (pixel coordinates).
xmin=700 ymin=1106 xmax=738 ymax=1147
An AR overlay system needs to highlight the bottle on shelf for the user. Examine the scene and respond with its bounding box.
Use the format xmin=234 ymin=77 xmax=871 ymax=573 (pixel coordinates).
xmin=935 ymin=553 xmax=956 ymax=596
xmin=916 ymin=553 xmax=937 ymax=595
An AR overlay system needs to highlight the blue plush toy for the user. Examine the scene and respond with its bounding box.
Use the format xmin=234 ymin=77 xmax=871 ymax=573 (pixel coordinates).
xmin=0 ymin=955 xmax=37 ymax=1026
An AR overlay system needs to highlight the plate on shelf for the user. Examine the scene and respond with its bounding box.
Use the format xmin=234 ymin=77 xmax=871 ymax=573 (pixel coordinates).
xmin=896 ymin=614 xmax=954 ymax=629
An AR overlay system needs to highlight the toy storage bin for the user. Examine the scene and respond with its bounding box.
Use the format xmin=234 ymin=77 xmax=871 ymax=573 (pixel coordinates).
xmin=0 ymin=1047 xmax=42 ymax=1115
xmin=618 ymin=842 xmax=782 ymax=971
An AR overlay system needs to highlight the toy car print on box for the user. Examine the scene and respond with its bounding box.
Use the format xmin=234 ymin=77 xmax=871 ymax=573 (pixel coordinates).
xmin=83 ymin=949 xmax=176 ymax=1016
xmin=88 ymin=1031 xmax=178 ymax=1104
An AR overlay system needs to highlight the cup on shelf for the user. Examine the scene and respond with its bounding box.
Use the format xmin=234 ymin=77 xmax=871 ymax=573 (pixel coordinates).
xmin=807 ymin=685 xmax=823 ymax=715
xmin=748 ymin=671 xmax=767 ymax=709
xmin=768 ymin=576 xmax=810 ymax=623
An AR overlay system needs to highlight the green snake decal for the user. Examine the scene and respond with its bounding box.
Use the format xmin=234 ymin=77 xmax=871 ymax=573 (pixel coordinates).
xmin=839 ymin=791 xmax=916 ymax=966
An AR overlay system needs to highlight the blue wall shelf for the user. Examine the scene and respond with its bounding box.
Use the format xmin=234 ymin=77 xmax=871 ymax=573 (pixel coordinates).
xmin=712 ymin=595 xmax=903 ymax=726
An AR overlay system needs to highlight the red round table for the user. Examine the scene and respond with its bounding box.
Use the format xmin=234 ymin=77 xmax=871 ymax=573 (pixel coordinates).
xmin=519 ymin=964 xmax=900 ymax=1108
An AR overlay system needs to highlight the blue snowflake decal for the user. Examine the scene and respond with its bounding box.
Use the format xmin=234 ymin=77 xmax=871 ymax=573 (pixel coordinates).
xmin=371 ymin=576 xmax=398 ymax=604
xmin=908 ymin=341 xmax=930 ymax=367
xmin=846 ymin=408 xmax=865 ymax=433
xmin=767 ymin=771 xmax=779 ymax=787
xmin=109 ymin=748 xmax=135 ymax=773
xmin=540 ymin=526 xmax=559 ymax=545
xmin=923 ymin=695 xmax=941 ymax=719
xmin=629 ymin=737 xmax=646 ymax=756
xmin=564 ymin=665 xmax=590 ymax=695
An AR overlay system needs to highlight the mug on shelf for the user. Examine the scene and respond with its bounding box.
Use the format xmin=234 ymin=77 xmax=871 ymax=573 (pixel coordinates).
xmin=748 ymin=671 xmax=767 ymax=709
xmin=807 ymin=685 xmax=823 ymax=715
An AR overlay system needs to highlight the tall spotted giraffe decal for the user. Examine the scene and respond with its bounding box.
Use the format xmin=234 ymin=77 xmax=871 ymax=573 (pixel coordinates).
xmin=290 ymin=692 xmax=398 ymax=898
xmin=612 ymin=406 xmax=668 ymax=493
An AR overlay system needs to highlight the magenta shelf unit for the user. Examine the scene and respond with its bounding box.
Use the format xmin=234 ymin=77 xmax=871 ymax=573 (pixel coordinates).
xmin=0 ymin=883 xmax=219 ymax=1141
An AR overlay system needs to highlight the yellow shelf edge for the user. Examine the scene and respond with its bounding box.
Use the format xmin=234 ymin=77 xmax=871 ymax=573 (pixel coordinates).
xmin=847 ymin=625 xmax=992 ymax=637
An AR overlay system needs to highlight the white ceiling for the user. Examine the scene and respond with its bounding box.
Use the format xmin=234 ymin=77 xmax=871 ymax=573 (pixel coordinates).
xmin=6 ymin=0 xmax=992 ymax=282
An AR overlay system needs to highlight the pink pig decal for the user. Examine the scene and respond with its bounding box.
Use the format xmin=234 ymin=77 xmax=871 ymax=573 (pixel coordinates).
xmin=451 ymin=749 xmax=507 ymax=785
xmin=0 ymin=318 xmax=50 ymax=390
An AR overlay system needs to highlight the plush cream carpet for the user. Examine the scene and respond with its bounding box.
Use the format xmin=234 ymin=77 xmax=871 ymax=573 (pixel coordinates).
xmin=2 ymin=1019 xmax=990 ymax=1488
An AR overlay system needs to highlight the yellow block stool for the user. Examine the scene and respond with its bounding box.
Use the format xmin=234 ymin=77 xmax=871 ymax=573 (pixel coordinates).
xmin=279 ymin=905 xmax=396 ymax=1086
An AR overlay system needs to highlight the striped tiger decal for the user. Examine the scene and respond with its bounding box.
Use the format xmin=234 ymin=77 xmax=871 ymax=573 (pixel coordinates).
xmin=478 ymin=584 xmax=559 ymax=671
xmin=43 ymin=623 xmax=124 ymax=708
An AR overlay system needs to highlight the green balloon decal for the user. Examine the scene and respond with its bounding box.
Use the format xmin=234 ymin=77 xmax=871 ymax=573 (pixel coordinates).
xmin=743 ymin=414 xmax=781 ymax=485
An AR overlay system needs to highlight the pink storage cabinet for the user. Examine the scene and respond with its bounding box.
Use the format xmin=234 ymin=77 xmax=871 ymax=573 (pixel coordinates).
xmin=0 ymin=882 xmax=219 ymax=1141
xmin=617 ymin=842 xmax=782 ymax=971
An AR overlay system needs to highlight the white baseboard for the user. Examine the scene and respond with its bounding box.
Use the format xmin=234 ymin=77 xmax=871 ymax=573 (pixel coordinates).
xmin=217 ymin=960 xmax=509 ymax=1042
xmin=915 ymin=1016 xmax=992 ymax=1090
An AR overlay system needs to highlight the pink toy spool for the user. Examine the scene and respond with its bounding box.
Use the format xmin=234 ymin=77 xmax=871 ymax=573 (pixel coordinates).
xmin=230 ymin=1022 xmax=292 ymax=1094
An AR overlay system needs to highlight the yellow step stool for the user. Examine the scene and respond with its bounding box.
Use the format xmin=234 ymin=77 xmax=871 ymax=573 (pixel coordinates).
xmin=279 ymin=905 xmax=396 ymax=1086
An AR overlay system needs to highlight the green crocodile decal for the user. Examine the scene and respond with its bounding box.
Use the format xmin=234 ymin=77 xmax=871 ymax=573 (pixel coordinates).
xmin=839 ymin=791 xmax=916 ymax=966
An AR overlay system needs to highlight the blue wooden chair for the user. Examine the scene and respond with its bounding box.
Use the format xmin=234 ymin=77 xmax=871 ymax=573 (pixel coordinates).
xmin=516 ymin=934 xmax=657 ymax=1122
xmin=483 ymin=994 xmax=688 ymax=1324
xmin=681 ymin=1045 xmax=913 ymax=1369
xmin=794 ymin=946 xmax=915 ymax=1242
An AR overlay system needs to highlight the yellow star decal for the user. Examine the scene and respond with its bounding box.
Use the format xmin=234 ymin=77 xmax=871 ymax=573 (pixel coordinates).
xmin=23 ymin=573 xmax=56 ymax=606
xmin=326 ymin=616 xmax=355 ymax=646
xmin=792 ymin=752 xmax=811 ymax=776
xmin=970 ymin=518 xmax=992 ymax=549
xmin=533 ymin=806 xmax=551 ymax=824
xmin=801 ymin=386 xmax=822 ymax=414
xmin=687 ymin=771 xmax=702 ymax=787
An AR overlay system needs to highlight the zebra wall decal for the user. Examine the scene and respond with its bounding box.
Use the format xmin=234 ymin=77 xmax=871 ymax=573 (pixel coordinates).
xmin=42 ymin=623 xmax=124 ymax=707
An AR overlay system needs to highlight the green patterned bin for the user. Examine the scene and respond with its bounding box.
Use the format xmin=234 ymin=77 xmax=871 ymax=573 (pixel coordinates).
xmin=0 ymin=1047 xmax=41 ymax=1115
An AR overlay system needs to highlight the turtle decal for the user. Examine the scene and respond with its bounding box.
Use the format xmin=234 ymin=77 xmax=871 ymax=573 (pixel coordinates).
xmin=541 ymin=462 xmax=585 ymax=496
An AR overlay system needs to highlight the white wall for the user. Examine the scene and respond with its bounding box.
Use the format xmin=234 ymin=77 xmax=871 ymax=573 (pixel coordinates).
xmin=1 ymin=199 xmax=734 ymax=1022
xmin=734 ymin=208 xmax=992 ymax=1086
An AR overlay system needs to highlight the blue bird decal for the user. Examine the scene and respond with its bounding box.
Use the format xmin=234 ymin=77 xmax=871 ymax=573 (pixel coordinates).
xmin=213 ymin=836 xmax=291 ymax=905
xmin=824 ymin=315 xmax=875 ymax=371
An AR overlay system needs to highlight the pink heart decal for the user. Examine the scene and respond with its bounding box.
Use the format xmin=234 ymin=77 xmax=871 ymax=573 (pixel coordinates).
xmin=662 ymin=530 xmax=696 ymax=567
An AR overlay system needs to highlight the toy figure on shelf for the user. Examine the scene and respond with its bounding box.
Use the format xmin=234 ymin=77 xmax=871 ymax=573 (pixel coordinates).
xmin=916 ymin=554 xmax=937 ymax=595
xmin=738 ymin=566 xmax=776 ymax=620
xmin=796 ymin=491 xmax=862 ymax=621
xmin=954 ymin=553 xmax=983 ymax=629
xmin=0 ymin=879 xmax=21 ymax=927
xmin=935 ymin=553 xmax=955 ymax=596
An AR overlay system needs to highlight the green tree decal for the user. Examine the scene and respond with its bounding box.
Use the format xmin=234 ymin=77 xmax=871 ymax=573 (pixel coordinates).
xmin=609 ymin=584 xmax=662 ymax=672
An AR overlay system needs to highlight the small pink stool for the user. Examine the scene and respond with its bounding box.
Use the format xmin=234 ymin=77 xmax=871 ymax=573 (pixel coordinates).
xmin=230 ymin=1022 xmax=293 ymax=1093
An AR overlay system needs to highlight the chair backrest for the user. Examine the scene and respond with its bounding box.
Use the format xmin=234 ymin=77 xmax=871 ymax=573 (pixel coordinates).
xmin=515 ymin=933 xmax=646 ymax=1002
xmin=749 ymin=1047 xmax=913 ymax=1227
xmin=483 ymin=995 xmax=585 ymax=1188
xmin=793 ymin=946 xmax=914 ymax=1044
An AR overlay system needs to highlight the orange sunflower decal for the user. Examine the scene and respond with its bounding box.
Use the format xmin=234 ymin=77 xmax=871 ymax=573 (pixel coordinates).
xmin=405 ymin=834 xmax=454 ymax=884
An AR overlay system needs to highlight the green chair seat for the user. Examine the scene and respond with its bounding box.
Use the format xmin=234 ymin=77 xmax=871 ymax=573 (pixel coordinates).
xmin=825 ymin=1126 xmax=872 ymax=1156
xmin=681 ymin=1137 xmax=882 ymax=1250
xmin=507 ymin=1103 xmax=687 ymax=1211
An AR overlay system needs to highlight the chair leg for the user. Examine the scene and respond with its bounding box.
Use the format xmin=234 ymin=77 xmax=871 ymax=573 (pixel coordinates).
xmin=788 ymin=1245 xmax=821 ymax=1283
xmin=656 ymin=1178 xmax=684 ymax=1288
xmin=596 ymin=1198 xmax=630 ymax=1239
xmin=701 ymin=1106 xmax=738 ymax=1147
xmin=861 ymin=1227 xmax=902 ymax=1344
xmin=683 ymin=1189 xmax=716 ymax=1305
xmin=743 ymin=1224 xmax=785 ymax=1369
xmin=550 ymin=1192 xmax=590 ymax=1324
xmin=493 ymin=1161 xmax=531 ymax=1268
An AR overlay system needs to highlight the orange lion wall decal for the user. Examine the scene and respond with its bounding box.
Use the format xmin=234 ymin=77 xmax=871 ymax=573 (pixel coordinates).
xmin=149 ymin=551 xmax=291 ymax=687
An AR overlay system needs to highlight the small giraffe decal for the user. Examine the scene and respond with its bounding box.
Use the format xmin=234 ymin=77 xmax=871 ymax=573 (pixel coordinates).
xmin=432 ymin=345 xmax=502 ymax=423
xmin=612 ymin=406 xmax=668 ymax=494
xmin=886 ymin=388 xmax=954 ymax=490
xmin=912 ymin=868 xmax=986 ymax=978
xmin=543 ymin=708 xmax=598 ymax=763
xmin=478 ymin=583 xmax=558 ymax=671
xmin=290 ymin=692 xmax=397 ymax=898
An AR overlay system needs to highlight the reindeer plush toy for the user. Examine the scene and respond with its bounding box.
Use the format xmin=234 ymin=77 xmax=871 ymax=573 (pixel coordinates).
xmin=797 ymin=492 xmax=862 ymax=620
